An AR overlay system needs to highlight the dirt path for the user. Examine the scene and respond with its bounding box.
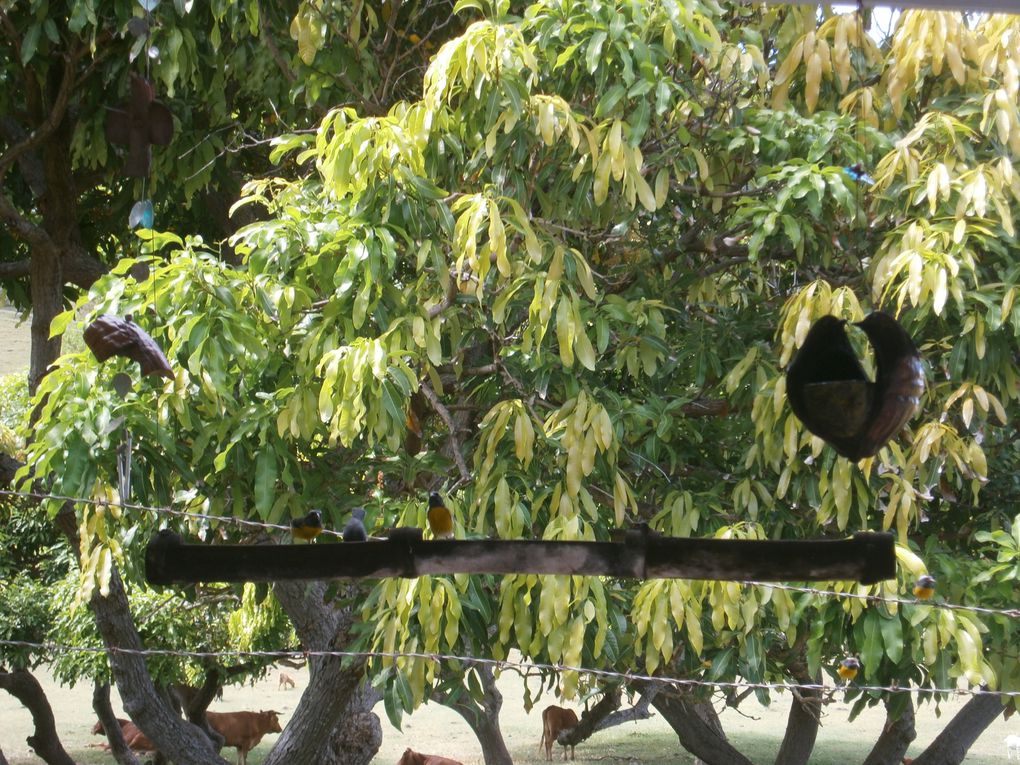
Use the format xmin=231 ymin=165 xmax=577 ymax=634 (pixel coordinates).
xmin=0 ymin=308 xmax=31 ymax=376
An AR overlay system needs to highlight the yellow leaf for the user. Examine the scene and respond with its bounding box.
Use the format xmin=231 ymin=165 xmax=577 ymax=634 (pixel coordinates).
xmin=804 ymin=51 xmax=821 ymax=111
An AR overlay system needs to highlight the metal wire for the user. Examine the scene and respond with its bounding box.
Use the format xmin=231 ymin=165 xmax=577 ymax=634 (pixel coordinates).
xmin=3 ymin=487 xmax=1019 ymax=620
xmin=0 ymin=638 xmax=1014 ymax=698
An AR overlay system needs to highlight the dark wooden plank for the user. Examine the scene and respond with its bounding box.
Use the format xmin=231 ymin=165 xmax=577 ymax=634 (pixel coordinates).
xmin=145 ymin=530 xmax=894 ymax=585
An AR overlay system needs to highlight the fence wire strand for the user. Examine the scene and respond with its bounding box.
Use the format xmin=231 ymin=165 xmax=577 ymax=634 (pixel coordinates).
xmin=0 ymin=638 xmax=1015 ymax=699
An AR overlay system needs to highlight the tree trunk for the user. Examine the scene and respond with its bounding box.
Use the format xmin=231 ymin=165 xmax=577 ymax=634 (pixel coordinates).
xmin=0 ymin=668 xmax=76 ymax=765
xmin=56 ymin=506 xmax=230 ymax=765
xmin=27 ymin=246 xmax=63 ymax=394
xmin=774 ymin=670 xmax=822 ymax=765
xmin=641 ymin=683 xmax=755 ymax=765
xmin=559 ymin=685 xmax=622 ymax=747
xmin=92 ymin=681 xmax=142 ymax=765
xmin=264 ymin=580 xmax=373 ymax=765
xmin=862 ymin=694 xmax=915 ymax=765
xmin=910 ymin=693 xmax=1003 ymax=765
xmin=324 ymin=684 xmax=383 ymax=765
xmin=434 ymin=663 xmax=513 ymax=765
xmin=0 ymin=744 xmax=9 ymax=765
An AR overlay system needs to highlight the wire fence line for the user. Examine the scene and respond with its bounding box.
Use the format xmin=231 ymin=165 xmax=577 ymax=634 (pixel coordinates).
xmin=3 ymin=487 xmax=1020 ymax=621
xmin=0 ymin=638 xmax=1015 ymax=699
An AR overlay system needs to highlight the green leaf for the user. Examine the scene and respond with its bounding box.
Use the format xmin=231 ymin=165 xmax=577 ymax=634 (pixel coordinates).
xmin=586 ymin=30 xmax=608 ymax=74
xmin=254 ymin=448 xmax=277 ymax=515
xmin=879 ymin=614 xmax=903 ymax=664
xmin=21 ymin=23 xmax=41 ymax=65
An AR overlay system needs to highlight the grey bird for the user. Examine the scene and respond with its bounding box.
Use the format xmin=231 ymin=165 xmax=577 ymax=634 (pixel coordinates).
xmin=343 ymin=507 xmax=368 ymax=542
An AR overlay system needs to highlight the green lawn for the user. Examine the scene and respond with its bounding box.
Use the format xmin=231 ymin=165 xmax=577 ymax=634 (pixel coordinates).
xmin=2 ymin=664 xmax=1018 ymax=764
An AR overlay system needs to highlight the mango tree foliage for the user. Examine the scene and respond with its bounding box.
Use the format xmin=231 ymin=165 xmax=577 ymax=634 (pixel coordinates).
xmin=20 ymin=1 xmax=1020 ymax=761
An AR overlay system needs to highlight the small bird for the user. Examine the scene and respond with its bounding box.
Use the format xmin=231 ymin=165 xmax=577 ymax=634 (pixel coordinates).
xmin=290 ymin=510 xmax=324 ymax=542
xmin=786 ymin=312 xmax=924 ymax=460
xmin=837 ymin=656 xmax=860 ymax=683
xmin=843 ymin=163 xmax=876 ymax=185
xmin=913 ymin=574 xmax=936 ymax=600
xmin=427 ymin=492 xmax=455 ymax=540
xmin=343 ymin=507 xmax=368 ymax=542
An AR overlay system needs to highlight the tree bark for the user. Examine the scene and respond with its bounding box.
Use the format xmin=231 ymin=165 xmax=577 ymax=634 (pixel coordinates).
xmin=641 ymin=683 xmax=755 ymax=765
xmin=559 ymin=685 xmax=622 ymax=747
xmin=910 ymin=693 xmax=1003 ymax=765
xmin=92 ymin=681 xmax=142 ymax=765
xmin=595 ymin=686 xmax=658 ymax=731
xmin=55 ymin=507 xmax=230 ymax=765
xmin=434 ymin=663 xmax=513 ymax=765
xmin=0 ymin=744 xmax=9 ymax=765
xmin=324 ymin=684 xmax=383 ymax=765
xmin=862 ymin=694 xmax=915 ymax=765
xmin=264 ymin=580 xmax=373 ymax=765
xmin=0 ymin=668 xmax=76 ymax=765
xmin=774 ymin=670 xmax=822 ymax=765
xmin=27 ymin=244 xmax=63 ymax=394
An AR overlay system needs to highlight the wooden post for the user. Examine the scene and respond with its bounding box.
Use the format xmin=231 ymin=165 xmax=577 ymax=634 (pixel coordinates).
xmin=145 ymin=529 xmax=894 ymax=585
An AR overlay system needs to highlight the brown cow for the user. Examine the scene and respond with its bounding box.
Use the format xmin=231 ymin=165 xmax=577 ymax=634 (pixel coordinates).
xmin=206 ymin=710 xmax=283 ymax=765
xmin=91 ymin=718 xmax=156 ymax=752
xmin=539 ymin=705 xmax=579 ymax=761
xmin=396 ymin=747 xmax=464 ymax=765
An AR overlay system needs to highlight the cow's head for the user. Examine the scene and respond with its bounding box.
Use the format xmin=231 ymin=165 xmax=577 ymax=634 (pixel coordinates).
xmin=259 ymin=710 xmax=283 ymax=733
xmin=398 ymin=748 xmax=424 ymax=765
xmin=91 ymin=721 xmax=105 ymax=735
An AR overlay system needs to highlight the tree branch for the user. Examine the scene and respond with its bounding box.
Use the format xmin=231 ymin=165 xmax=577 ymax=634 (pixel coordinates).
xmin=0 ymin=669 xmax=76 ymax=765
xmin=0 ymin=39 xmax=85 ymax=184
xmin=420 ymin=380 xmax=472 ymax=483
xmin=0 ymin=191 xmax=56 ymax=255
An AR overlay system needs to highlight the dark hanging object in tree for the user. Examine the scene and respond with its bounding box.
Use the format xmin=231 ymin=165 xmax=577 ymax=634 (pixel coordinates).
xmin=83 ymin=315 xmax=174 ymax=380
xmin=786 ymin=312 xmax=924 ymax=460
xmin=104 ymin=73 xmax=174 ymax=177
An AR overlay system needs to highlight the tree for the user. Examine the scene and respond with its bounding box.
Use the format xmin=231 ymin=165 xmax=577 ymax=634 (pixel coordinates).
xmin=9 ymin=3 xmax=1020 ymax=765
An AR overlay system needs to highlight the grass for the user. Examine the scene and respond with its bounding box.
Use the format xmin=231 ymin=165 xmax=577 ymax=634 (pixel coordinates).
xmin=2 ymin=664 xmax=1018 ymax=764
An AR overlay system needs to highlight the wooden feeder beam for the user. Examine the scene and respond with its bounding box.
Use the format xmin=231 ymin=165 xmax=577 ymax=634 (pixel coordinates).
xmin=145 ymin=529 xmax=895 ymax=585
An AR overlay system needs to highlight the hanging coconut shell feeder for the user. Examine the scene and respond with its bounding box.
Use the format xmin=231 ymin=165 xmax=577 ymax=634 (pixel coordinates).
xmin=786 ymin=312 xmax=924 ymax=460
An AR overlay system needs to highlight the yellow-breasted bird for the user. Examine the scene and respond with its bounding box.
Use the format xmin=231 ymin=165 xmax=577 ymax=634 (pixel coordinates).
xmin=913 ymin=574 xmax=936 ymax=600
xmin=290 ymin=510 xmax=324 ymax=542
xmin=427 ymin=492 xmax=454 ymax=540
xmin=837 ymin=657 xmax=860 ymax=683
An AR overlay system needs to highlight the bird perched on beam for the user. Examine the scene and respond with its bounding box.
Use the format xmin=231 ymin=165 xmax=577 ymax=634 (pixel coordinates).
xmin=427 ymin=492 xmax=454 ymax=540
xmin=290 ymin=510 xmax=323 ymax=542
xmin=913 ymin=574 xmax=936 ymax=601
xmin=837 ymin=656 xmax=860 ymax=683
xmin=343 ymin=507 xmax=368 ymax=542
xmin=786 ymin=312 xmax=924 ymax=460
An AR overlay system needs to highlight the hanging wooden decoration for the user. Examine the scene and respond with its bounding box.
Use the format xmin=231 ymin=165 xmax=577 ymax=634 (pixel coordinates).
xmin=83 ymin=314 xmax=174 ymax=380
xmin=104 ymin=73 xmax=174 ymax=178
xmin=786 ymin=312 xmax=924 ymax=460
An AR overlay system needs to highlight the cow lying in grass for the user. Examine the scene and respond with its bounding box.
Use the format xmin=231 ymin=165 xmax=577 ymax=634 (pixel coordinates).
xmin=396 ymin=746 xmax=465 ymax=765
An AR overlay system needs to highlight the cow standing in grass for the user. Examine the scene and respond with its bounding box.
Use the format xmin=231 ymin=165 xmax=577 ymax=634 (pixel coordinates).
xmin=539 ymin=705 xmax=579 ymax=761
xmin=206 ymin=710 xmax=283 ymax=765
